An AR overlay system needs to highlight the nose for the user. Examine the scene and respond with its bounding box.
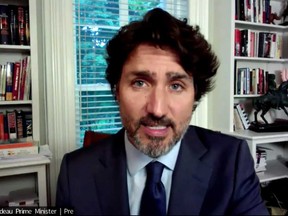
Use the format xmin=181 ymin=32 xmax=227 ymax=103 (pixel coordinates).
xmin=146 ymin=87 xmax=168 ymax=118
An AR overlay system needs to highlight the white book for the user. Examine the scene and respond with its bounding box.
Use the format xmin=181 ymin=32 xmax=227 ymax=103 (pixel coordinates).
xmin=235 ymin=103 xmax=250 ymax=129
xmin=0 ymin=145 xmax=38 ymax=157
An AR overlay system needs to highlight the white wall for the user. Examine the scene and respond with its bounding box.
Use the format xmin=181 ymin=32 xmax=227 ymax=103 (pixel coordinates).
xmin=188 ymin=0 xmax=211 ymax=128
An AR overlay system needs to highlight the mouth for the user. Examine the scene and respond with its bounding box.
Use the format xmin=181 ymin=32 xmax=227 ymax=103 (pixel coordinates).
xmin=142 ymin=125 xmax=170 ymax=137
xmin=137 ymin=115 xmax=174 ymax=138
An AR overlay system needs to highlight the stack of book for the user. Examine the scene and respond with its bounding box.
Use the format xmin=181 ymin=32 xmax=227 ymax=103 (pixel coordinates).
xmin=0 ymin=110 xmax=32 ymax=141
xmin=0 ymin=4 xmax=30 ymax=45
xmin=8 ymin=188 xmax=38 ymax=207
xmin=255 ymin=147 xmax=267 ymax=172
xmin=233 ymin=103 xmax=251 ymax=130
xmin=0 ymin=56 xmax=31 ymax=101
xmin=0 ymin=139 xmax=37 ymax=158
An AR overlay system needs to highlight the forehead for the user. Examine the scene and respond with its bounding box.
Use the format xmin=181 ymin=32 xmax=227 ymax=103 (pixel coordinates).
xmin=128 ymin=44 xmax=180 ymax=61
xmin=123 ymin=44 xmax=188 ymax=76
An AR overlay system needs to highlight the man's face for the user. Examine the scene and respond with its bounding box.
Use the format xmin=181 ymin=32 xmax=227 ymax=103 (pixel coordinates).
xmin=117 ymin=44 xmax=195 ymax=158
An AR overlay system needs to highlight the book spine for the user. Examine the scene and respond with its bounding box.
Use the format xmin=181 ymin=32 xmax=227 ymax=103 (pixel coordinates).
xmin=0 ymin=141 xmax=34 ymax=149
xmin=16 ymin=110 xmax=24 ymax=139
xmin=234 ymin=29 xmax=241 ymax=56
xmin=24 ymin=6 xmax=30 ymax=45
xmin=5 ymin=62 xmax=13 ymax=101
xmin=241 ymin=29 xmax=248 ymax=56
xmin=24 ymin=56 xmax=31 ymax=100
xmin=7 ymin=111 xmax=17 ymax=139
xmin=12 ymin=62 xmax=20 ymax=100
xmin=0 ymin=64 xmax=6 ymax=101
xmin=0 ymin=113 xmax=4 ymax=140
xmin=0 ymin=5 xmax=9 ymax=44
xmin=17 ymin=6 xmax=25 ymax=45
xmin=8 ymin=5 xmax=18 ymax=45
xmin=3 ymin=115 xmax=8 ymax=140
xmin=19 ymin=57 xmax=27 ymax=100
xmin=23 ymin=111 xmax=32 ymax=138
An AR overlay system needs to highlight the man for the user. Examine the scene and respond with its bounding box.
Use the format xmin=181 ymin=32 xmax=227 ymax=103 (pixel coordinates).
xmin=56 ymin=8 xmax=268 ymax=215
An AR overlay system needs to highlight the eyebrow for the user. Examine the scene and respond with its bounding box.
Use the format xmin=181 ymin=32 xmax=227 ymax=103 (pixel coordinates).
xmin=129 ymin=70 xmax=192 ymax=82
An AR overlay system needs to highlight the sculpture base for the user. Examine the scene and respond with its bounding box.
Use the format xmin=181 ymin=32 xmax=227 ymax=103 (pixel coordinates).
xmin=249 ymin=119 xmax=288 ymax=132
xmin=279 ymin=21 xmax=288 ymax=26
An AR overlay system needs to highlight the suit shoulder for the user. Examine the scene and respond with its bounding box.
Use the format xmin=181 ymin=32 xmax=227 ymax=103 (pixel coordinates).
xmin=63 ymin=131 xmax=124 ymax=163
xmin=188 ymin=126 xmax=245 ymax=145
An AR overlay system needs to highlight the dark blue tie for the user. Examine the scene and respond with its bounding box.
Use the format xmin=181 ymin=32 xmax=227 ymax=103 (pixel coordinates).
xmin=140 ymin=161 xmax=166 ymax=216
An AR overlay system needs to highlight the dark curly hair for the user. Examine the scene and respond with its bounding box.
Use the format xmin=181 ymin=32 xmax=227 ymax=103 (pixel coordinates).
xmin=105 ymin=8 xmax=219 ymax=102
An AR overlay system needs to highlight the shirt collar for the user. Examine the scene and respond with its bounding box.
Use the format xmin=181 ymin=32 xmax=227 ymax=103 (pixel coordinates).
xmin=125 ymin=130 xmax=182 ymax=176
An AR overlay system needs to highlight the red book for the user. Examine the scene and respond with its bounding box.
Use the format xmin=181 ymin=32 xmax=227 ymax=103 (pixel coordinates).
xmin=0 ymin=141 xmax=33 ymax=149
xmin=0 ymin=113 xmax=4 ymax=140
xmin=7 ymin=111 xmax=17 ymax=139
xmin=250 ymin=31 xmax=255 ymax=57
xmin=234 ymin=29 xmax=241 ymax=56
xmin=258 ymin=69 xmax=264 ymax=94
xmin=12 ymin=62 xmax=21 ymax=100
xmin=19 ymin=57 xmax=27 ymax=100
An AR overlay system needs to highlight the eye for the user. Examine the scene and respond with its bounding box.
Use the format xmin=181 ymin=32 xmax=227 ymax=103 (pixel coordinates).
xmin=170 ymin=83 xmax=183 ymax=91
xmin=132 ymin=80 xmax=146 ymax=88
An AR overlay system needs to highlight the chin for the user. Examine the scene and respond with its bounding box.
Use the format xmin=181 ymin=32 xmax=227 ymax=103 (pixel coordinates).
xmin=133 ymin=134 xmax=177 ymax=158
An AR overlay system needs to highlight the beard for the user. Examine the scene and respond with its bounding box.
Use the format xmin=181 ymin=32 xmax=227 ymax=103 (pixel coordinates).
xmin=122 ymin=113 xmax=191 ymax=158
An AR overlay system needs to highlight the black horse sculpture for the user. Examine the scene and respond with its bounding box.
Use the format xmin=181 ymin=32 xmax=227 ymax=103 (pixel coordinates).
xmin=253 ymin=81 xmax=288 ymax=124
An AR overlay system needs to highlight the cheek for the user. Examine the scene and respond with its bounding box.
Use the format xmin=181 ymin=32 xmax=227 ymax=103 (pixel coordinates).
xmin=118 ymin=91 xmax=146 ymax=115
xmin=171 ymin=96 xmax=194 ymax=119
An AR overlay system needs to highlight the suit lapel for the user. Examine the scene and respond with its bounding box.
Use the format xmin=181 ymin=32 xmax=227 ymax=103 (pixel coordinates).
xmin=92 ymin=129 xmax=130 ymax=215
xmin=168 ymin=127 xmax=213 ymax=215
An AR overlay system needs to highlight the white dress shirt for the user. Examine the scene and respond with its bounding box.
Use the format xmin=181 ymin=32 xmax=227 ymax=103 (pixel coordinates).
xmin=125 ymin=131 xmax=181 ymax=215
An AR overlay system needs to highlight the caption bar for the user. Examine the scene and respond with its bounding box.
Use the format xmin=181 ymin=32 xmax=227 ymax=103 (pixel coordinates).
xmin=0 ymin=207 xmax=74 ymax=215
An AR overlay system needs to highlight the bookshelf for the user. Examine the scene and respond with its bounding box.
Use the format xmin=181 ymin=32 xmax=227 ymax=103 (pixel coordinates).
xmin=0 ymin=0 xmax=47 ymax=206
xmin=209 ymin=0 xmax=288 ymax=183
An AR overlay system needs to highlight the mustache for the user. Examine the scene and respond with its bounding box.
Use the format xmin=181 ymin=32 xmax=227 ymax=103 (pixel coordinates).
xmin=139 ymin=114 xmax=175 ymax=128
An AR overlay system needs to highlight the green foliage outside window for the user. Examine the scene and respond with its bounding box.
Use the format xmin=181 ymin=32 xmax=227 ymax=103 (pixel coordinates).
xmin=74 ymin=0 xmax=160 ymax=146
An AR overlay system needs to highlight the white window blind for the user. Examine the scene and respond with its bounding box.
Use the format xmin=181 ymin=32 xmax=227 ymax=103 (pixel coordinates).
xmin=73 ymin=0 xmax=189 ymax=147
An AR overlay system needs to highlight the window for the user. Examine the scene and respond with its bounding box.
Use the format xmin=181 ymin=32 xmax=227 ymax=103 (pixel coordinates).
xmin=73 ymin=0 xmax=188 ymax=147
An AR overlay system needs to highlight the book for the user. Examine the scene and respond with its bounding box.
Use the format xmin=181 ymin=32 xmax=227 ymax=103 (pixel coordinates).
xmin=241 ymin=29 xmax=248 ymax=56
xmin=8 ymin=5 xmax=18 ymax=45
xmin=0 ymin=5 xmax=9 ymax=44
xmin=8 ymin=188 xmax=38 ymax=207
xmin=12 ymin=62 xmax=20 ymax=100
xmin=234 ymin=29 xmax=241 ymax=56
xmin=17 ymin=6 xmax=25 ymax=45
xmin=0 ymin=141 xmax=34 ymax=149
xmin=24 ymin=6 xmax=30 ymax=45
xmin=19 ymin=57 xmax=27 ymax=100
xmin=235 ymin=103 xmax=250 ymax=129
xmin=0 ymin=64 xmax=6 ymax=101
xmin=3 ymin=114 xmax=8 ymax=140
xmin=16 ymin=110 xmax=24 ymax=139
xmin=255 ymin=147 xmax=267 ymax=172
xmin=233 ymin=106 xmax=244 ymax=130
xmin=0 ymin=145 xmax=38 ymax=157
xmin=23 ymin=56 xmax=31 ymax=100
xmin=23 ymin=111 xmax=32 ymax=138
xmin=5 ymin=62 xmax=13 ymax=101
xmin=6 ymin=111 xmax=17 ymax=139
xmin=0 ymin=113 xmax=4 ymax=140
xmin=258 ymin=32 xmax=267 ymax=57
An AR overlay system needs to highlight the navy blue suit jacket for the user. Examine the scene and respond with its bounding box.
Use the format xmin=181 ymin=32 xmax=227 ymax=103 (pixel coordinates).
xmin=56 ymin=126 xmax=269 ymax=215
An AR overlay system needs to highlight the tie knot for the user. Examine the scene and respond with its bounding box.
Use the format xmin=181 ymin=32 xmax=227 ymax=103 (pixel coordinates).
xmin=146 ymin=161 xmax=165 ymax=183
